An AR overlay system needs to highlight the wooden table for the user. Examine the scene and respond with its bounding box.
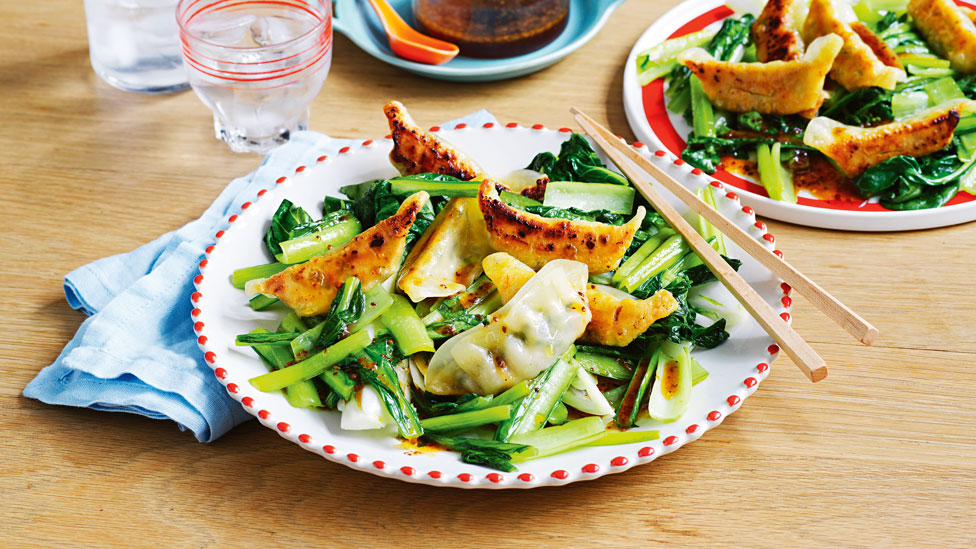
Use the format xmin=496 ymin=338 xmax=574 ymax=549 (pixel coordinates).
xmin=3 ymin=1 xmax=974 ymax=546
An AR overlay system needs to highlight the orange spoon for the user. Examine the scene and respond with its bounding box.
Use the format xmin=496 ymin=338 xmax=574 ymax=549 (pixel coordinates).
xmin=366 ymin=0 xmax=460 ymax=65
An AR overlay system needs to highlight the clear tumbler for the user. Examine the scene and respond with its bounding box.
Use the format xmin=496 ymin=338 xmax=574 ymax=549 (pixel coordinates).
xmin=84 ymin=0 xmax=189 ymax=93
xmin=177 ymin=0 xmax=333 ymax=153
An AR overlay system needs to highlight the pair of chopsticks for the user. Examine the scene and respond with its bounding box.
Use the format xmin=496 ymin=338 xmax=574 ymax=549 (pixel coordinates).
xmin=571 ymin=108 xmax=879 ymax=383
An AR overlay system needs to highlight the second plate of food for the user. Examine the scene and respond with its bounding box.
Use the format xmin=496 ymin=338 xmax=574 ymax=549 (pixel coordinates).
xmin=623 ymin=0 xmax=976 ymax=231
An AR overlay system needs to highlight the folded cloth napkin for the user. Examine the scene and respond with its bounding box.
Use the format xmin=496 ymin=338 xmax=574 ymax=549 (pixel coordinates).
xmin=24 ymin=110 xmax=497 ymax=442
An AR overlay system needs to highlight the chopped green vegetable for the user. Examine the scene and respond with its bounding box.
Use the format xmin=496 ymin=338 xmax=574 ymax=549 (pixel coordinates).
xmin=388 ymin=173 xmax=480 ymax=197
xmin=574 ymin=351 xmax=633 ymax=381
xmin=526 ymin=134 xmax=628 ymax=185
xmin=756 ymin=142 xmax=797 ymax=204
xmin=427 ymin=435 xmax=534 ymax=472
xmin=495 ymin=355 xmax=579 ymax=442
xmin=509 ymin=416 xmax=606 ymax=460
xmin=615 ymin=348 xmax=656 ymax=428
xmin=249 ymin=329 xmax=372 ymax=393
xmin=690 ymin=75 xmax=716 ymax=138
xmin=381 ymin=294 xmax=436 ymax=355
xmin=248 ymin=294 xmax=279 ymax=311
xmin=542 ymin=181 xmax=636 ymax=214
xmin=635 ymin=27 xmax=718 ymax=86
xmin=359 ymin=337 xmax=424 ymax=439
xmin=420 ymin=405 xmax=512 ymax=433
xmin=231 ymin=262 xmax=288 ymax=289
xmin=248 ymin=328 xmax=322 ymax=409
xmin=622 ymin=234 xmax=690 ymax=293
xmin=235 ymin=332 xmax=300 ymax=346
xmin=585 ymin=429 xmax=660 ymax=447
xmin=276 ymin=215 xmax=361 ymax=264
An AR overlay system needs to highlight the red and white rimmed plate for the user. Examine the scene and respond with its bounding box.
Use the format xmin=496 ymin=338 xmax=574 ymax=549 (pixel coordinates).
xmin=192 ymin=122 xmax=789 ymax=488
xmin=623 ymin=0 xmax=976 ymax=231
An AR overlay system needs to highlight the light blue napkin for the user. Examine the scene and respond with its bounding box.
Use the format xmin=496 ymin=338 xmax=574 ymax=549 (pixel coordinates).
xmin=24 ymin=110 xmax=497 ymax=442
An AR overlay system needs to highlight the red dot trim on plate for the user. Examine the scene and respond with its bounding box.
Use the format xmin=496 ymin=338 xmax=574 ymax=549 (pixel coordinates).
xmin=691 ymin=168 xmax=703 ymax=175
xmin=214 ymin=367 xmax=226 ymax=379
xmin=757 ymin=362 xmax=769 ymax=373
xmin=781 ymin=282 xmax=792 ymax=294
xmin=257 ymin=189 xmax=267 ymax=197
xmin=226 ymin=215 xmax=237 ymax=224
xmin=633 ymin=141 xmax=645 ymax=148
xmin=276 ymin=176 xmax=286 ymax=184
xmin=317 ymin=155 xmax=328 ymax=162
xmin=582 ymin=464 xmax=600 ymax=474
xmin=400 ymin=466 xmax=415 ymax=476
xmin=194 ymin=274 xmax=204 ymax=284
xmin=191 ymin=307 xmax=201 ymax=316
xmin=458 ymin=473 xmax=472 ymax=482
xmin=385 ymin=134 xmax=392 ymax=140
xmin=518 ymin=473 xmax=534 ymax=482
xmin=768 ymin=344 xmax=780 ymax=355
xmin=638 ymin=447 xmax=654 ymax=457
xmin=428 ymin=471 xmax=442 ymax=479
xmin=726 ymin=192 xmax=739 ymax=200
xmin=323 ymin=445 xmax=335 ymax=454
xmin=347 ymin=454 xmax=359 ymax=462
xmin=663 ymin=436 xmax=679 ymax=446
xmin=654 ymin=150 xmax=666 ymax=157
xmin=197 ymin=335 xmax=207 ymax=345
xmin=780 ymin=312 xmax=791 ymax=322
xmin=258 ymin=409 xmax=270 ymax=419
xmin=194 ymin=321 xmax=204 ymax=332
xmin=611 ymin=456 xmax=628 ymax=467
xmin=685 ymin=424 xmax=699 ymax=435
xmin=551 ymin=470 xmax=569 ymax=479
xmin=241 ymin=396 xmax=254 ymax=407
xmin=674 ymin=158 xmax=685 ymax=165
xmin=362 ymin=139 xmax=373 ymax=146
xmin=373 ymin=461 xmax=385 ymax=469
xmin=754 ymin=221 xmax=766 ymax=231
xmin=559 ymin=127 xmax=572 ymax=133
xmin=763 ymin=234 xmax=775 ymax=244
xmin=742 ymin=206 xmax=754 ymax=215
xmin=295 ymin=166 xmax=306 ymax=174
xmin=454 ymin=123 xmax=467 ymax=129
xmin=773 ymin=249 xmax=784 ymax=258
xmin=506 ymin=122 xmax=519 ymax=128
xmin=428 ymin=126 xmax=441 ymax=132
xmin=727 ymin=395 xmax=741 ymax=406
xmin=781 ymin=296 xmax=792 ymax=307
xmin=339 ymin=146 xmax=351 ymax=153
xmin=204 ymin=351 xmax=216 ymax=364
xmin=532 ymin=124 xmax=545 ymax=130
xmin=241 ymin=202 xmax=252 ymax=210
xmin=215 ymin=230 xmax=224 ymax=239
xmin=487 ymin=473 xmax=503 ymax=483
xmin=483 ymin=122 xmax=494 ymax=128
xmin=707 ymin=411 xmax=722 ymax=421
xmin=276 ymin=422 xmax=290 ymax=433
xmin=205 ymin=245 xmax=214 ymax=254
xmin=199 ymin=259 xmax=209 ymax=269
xmin=744 ymin=377 xmax=758 ymax=388
xmin=298 ymin=434 xmax=311 ymax=443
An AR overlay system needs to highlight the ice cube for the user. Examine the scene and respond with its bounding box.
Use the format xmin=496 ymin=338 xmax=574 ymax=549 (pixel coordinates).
xmin=250 ymin=15 xmax=307 ymax=47
xmin=189 ymin=13 xmax=257 ymax=46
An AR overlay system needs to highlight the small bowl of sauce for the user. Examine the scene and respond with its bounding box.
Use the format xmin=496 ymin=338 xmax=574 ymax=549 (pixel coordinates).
xmin=412 ymin=0 xmax=570 ymax=58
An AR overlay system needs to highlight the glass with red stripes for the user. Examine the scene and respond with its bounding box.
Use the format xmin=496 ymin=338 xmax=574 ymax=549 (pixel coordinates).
xmin=177 ymin=0 xmax=332 ymax=153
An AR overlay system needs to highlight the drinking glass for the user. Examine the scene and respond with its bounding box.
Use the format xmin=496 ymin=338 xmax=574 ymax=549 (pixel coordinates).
xmin=84 ymin=0 xmax=189 ymax=93
xmin=177 ymin=0 xmax=333 ymax=153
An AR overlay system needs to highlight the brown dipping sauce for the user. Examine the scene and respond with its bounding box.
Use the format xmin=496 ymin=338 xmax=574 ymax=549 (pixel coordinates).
xmin=720 ymin=150 xmax=863 ymax=203
xmin=413 ymin=0 xmax=570 ymax=58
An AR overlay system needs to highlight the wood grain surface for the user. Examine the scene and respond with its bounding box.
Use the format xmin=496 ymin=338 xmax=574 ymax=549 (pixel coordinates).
xmin=2 ymin=1 xmax=974 ymax=546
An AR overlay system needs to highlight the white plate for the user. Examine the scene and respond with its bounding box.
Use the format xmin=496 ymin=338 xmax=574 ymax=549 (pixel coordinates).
xmin=192 ymin=123 xmax=788 ymax=488
xmin=622 ymin=0 xmax=976 ymax=231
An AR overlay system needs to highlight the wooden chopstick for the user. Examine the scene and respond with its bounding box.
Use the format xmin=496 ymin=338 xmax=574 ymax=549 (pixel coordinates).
xmin=571 ymin=108 xmax=879 ymax=347
xmin=572 ymin=108 xmax=829 ymax=383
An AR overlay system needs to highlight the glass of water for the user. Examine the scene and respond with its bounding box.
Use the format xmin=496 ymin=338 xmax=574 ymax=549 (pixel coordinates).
xmin=84 ymin=0 xmax=189 ymax=93
xmin=177 ymin=0 xmax=333 ymax=154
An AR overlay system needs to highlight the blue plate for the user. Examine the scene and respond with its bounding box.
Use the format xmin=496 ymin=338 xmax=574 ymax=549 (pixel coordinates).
xmin=333 ymin=0 xmax=625 ymax=82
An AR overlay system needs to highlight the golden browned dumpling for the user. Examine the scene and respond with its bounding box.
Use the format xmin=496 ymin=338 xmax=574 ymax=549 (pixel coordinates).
xmin=803 ymin=100 xmax=971 ymax=176
xmin=752 ymin=0 xmax=805 ymax=62
xmin=384 ymin=100 xmax=484 ymax=179
xmin=580 ymin=284 xmax=678 ymax=347
xmin=678 ymin=34 xmax=843 ymax=117
xmin=803 ymin=0 xmax=906 ymax=90
xmin=255 ymin=192 xmax=429 ymax=316
xmin=909 ymin=0 xmax=976 ymax=73
xmin=478 ymin=179 xmax=645 ymax=274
